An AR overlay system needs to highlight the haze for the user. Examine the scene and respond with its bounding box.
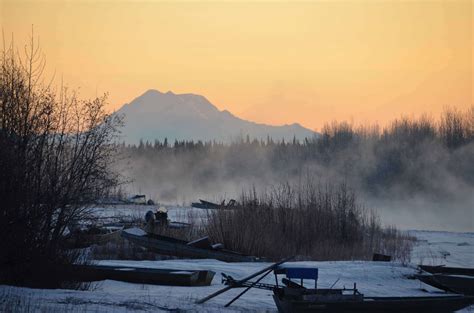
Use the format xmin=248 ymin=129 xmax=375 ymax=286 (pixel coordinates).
xmin=1 ymin=0 xmax=472 ymax=130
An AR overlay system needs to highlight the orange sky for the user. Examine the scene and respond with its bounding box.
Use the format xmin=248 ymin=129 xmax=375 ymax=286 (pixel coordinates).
xmin=1 ymin=0 xmax=472 ymax=130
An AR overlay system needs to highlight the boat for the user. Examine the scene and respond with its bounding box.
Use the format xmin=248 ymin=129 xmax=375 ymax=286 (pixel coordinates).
xmin=273 ymin=291 xmax=473 ymax=313
xmin=191 ymin=199 xmax=219 ymax=209
xmin=419 ymin=265 xmax=474 ymax=277
xmin=416 ymin=273 xmax=474 ymax=295
xmin=121 ymin=227 xmax=263 ymax=262
xmin=213 ymin=263 xmax=473 ymax=312
xmin=206 ymin=260 xmax=474 ymax=312
xmin=272 ymin=267 xmax=474 ymax=313
xmin=63 ymin=228 xmax=122 ymax=248
xmin=191 ymin=199 xmax=236 ymax=210
xmin=59 ymin=264 xmax=215 ymax=286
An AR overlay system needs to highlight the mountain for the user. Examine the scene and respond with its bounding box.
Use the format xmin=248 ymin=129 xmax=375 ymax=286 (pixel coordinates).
xmin=114 ymin=89 xmax=316 ymax=144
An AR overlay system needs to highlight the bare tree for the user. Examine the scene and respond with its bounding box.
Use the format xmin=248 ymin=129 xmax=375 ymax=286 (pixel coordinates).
xmin=0 ymin=33 xmax=122 ymax=287
xmin=439 ymin=106 xmax=471 ymax=149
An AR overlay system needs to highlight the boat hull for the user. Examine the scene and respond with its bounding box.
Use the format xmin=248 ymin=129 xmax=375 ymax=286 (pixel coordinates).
xmin=416 ymin=274 xmax=474 ymax=295
xmin=63 ymin=229 xmax=122 ymax=249
xmin=60 ymin=264 xmax=215 ymax=286
xmin=121 ymin=228 xmax=261 ymax=262
xmin=273 ymin=293 xmax=473 ymax=313
xmin=419 ymin=265 xmax=474 ymax=277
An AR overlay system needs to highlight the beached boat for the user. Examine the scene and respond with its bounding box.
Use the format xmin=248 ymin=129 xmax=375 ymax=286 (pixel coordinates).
xmin=191 ymin=199 xmax=236 ymax=210
xmin=272 ymin=268 xmax=474 ymax=312
xmin=211 ymin=261 xmax=474 ymax=312
xmin=121 ymin=227 xmax=263 ymax=262
xmin=196 ymin=258 xmax=474 ymax=312
xmin=63 ymin=228 xmax=122 ymax=248
xmin=191 ymin=199 xmax=220 ymax=209
xmin=416 ymin=273 xmax=474 ymax=295
xmin=419 ymin=265 xmax=474 ymax=277
xmin=60 ymin=264 xmax=215 ymax=286
xmin=273 ymin=290 xmax=473 ymax=313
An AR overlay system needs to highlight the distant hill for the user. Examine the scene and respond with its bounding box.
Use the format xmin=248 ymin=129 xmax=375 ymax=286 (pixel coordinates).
xmin=114 ymin=89 xmax=316 ymax=144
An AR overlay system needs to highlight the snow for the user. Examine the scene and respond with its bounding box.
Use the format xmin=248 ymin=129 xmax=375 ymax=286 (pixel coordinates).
xmin=170 ymin=271 xmax=194 ymax=275
xmin=410 ymin=230 xmax=474 ymax=267
xmin=1 ymin=228 xmax=473 ymax=312
xmin=2 ymin=258 xmax=472 ymax=312
xmin=124 ymin=227 xmax=147 ymax=236
xmin=0 ymin=261 xmax=428 ymax=312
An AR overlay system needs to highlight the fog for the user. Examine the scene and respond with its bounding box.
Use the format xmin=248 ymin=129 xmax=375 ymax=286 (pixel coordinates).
xmin=117 ymin=108 xmax=473 ymax=232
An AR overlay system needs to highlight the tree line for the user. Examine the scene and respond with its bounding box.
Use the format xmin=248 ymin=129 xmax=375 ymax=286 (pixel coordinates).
xmin=121 ymin=107 xmax=473 ymax=202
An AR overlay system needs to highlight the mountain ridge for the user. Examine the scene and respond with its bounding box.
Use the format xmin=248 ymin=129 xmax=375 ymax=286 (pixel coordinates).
xmin=114 ymin=89 xmax=316 ymax=144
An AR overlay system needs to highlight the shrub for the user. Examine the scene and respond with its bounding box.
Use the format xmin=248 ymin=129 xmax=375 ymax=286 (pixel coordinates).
xmin=203 ymin=182 xmax=414 ymax=262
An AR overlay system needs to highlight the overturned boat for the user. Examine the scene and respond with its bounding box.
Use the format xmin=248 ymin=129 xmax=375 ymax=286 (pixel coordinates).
xmin=121 ymin=227 xmax=263 ymax=262
xmin=60 ymin=263 xmax=215 ymax=286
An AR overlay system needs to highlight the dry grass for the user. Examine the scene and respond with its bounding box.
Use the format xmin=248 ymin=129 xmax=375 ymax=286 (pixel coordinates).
xmin=203 ymin=182 xmax=414 ymax=262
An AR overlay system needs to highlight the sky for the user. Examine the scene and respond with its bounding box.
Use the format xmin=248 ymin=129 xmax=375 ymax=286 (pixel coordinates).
xmin=1 ymin=0 xmax=472 ymax=131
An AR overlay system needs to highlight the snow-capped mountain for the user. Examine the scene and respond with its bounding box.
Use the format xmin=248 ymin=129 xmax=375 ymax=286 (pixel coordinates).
xmin=114 ymin=89 xmax=316 ymax=144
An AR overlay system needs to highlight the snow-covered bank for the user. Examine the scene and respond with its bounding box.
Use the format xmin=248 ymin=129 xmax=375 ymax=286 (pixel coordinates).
xmin=1 ymin=230 xmax=473 ymax=312
xmin=0 ymin=260 xmax=453 ymax=313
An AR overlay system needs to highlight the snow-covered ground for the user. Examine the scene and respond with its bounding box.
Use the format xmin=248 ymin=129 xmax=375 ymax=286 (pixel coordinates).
xmin=410 ymin=230 xmax=474 ymax=267
xmin=1 ymin=259 xmax=467 ymax=313
xmin=1 ymin=210 xmax=473 ymax=312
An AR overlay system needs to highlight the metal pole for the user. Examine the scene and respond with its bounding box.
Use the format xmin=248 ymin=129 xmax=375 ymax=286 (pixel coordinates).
xmin=196 ymin=256 xmax=294 ymax=304
xmin=224 ymin=269 xmax=274 ymax=307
